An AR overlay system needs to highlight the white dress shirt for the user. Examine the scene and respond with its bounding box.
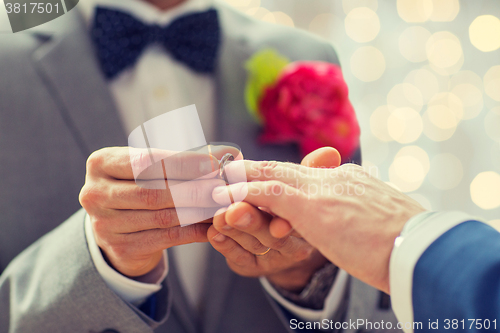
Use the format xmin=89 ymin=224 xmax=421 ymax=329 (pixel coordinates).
xmin=78 ymin=0 xmax=347 ymax=321
xmin=390 ymin=211 xmax=485 ymax=333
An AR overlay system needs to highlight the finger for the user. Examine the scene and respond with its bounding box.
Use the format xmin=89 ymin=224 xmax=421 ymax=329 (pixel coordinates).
xmin=301 ymin=147 xmax=341 ymax=168
xmin=221 ymin=202 xmax=298 ymax=252
xmin=101 ymin=178 xmax=226 ymax=210
xmin=207 ymin=225 xmax=259 ymax=270
xmin=212 ymin=205 xmax=272 ymax=254
xmin=225 ymin=159 xmax=312 ymax=185
xmin=212 ymin=181 xmax=307 ymax=222
xmin=97 ymin=208 xmax=216 ymax=234
xmin=269 ymin=217 xmax=294 ymax=239
xmin=99 ymin=223 xmax=211 ymax=259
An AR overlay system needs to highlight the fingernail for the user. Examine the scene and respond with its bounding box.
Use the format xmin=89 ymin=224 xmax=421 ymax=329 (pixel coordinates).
xmin=212 ymin=233 xmax=227 ymax=243
xmin=234 ymin=213 xmax=252 ymax=228
xmin=213 ymin=186 xmax=226 ymax=196
xmin=222 ymin=224 xmax=233 ymax=231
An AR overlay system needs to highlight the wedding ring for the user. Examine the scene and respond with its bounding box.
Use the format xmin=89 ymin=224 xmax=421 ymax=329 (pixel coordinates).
xmin=219 ymin=153 xmax=234 ymax=183
xmin=219 ymin=153 xmax=235 ymax=204
xmin=255 ymin=247 xmax=271 ymax=256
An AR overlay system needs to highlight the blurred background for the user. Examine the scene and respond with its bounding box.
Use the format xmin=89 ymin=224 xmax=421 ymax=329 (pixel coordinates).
xmin=224 ymin=0 xmax=500 ymax=223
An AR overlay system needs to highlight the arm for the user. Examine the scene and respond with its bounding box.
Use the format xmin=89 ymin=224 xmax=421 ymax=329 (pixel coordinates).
xmin=0 ymin=209 xmax=170 ymax=333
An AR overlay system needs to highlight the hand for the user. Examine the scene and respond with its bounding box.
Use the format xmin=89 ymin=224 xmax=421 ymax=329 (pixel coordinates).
xmin=79 ymin=146 xmax=235 ymax=277
xmin=212 ymin=149 xmax=426 ymax=294
xmin=207 ymin=148 xmax=342 ymax=292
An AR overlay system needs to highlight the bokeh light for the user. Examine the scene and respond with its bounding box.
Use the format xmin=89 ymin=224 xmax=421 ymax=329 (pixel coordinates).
xmin=399 ymin=26 xmax=432 ymax=63
xmin=345 ymin=7 xmax=380 ymax=43
xmin=397 ymin=0 xmax=433 ymax=23
xmin=484 ymin=65 xmax=500 ymax=102
xmin=428 ymin=153 xmax=464 ymax=190
xmin=485 ymin=107 xmax=500 ymax=143
xmin=342 ymin=0 xmax=378 ymax=15
xmin=469 ymin=15 xmax=500 ymax=52
xmin=387 ymin=83 xmax=424 ymax=112
xmin=490 ymin=220 xmax=500 ymax=231
xmin=370 ymin=105 xmax=395 ymax=142
xmin=470 ymin=171 xmax=500 ymax=210
xmin=430 ymin=0 xmax=460 ymax=22
xmin=426 ymin=31 xmax=463 ymax=70
xmin=404 ymin=68 xmax=440 ymax=104
xmin=308 ymin=13 xmax=344 ymax=42
xmin=388 ymin=107 xmax=423 ymax=143
xmin=350 ymin=46 xmax=386 ymax=82
xmin=449 ymin=70 xmax=484 ymax=92
xmin=389 ymin=146 xmax=430 ymax=192
xmin=450 ymin=84 xmax=483 ymax=120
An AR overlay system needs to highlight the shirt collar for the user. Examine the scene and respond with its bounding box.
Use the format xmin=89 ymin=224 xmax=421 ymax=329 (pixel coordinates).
xmin=78 ymin=0 xmax=213 ymax=27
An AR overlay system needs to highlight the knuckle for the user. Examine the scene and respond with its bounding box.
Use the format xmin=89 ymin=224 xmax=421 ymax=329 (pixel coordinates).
xmin=79 ymin=183 xmax=105 ymax=209
xmin=86 ymin=149 xmax=106 ymax=173
xmin=257 ymin=160 xmax=280 ymax=178
xmin=270 ymin=237 xmax=288 ymax=249
xmin=250 ymin=239 xmax=266 ymax=253
xmin=154 ymin=209 xmax=175 ymax=228
xmin=138 ymin=187 xmax=162 ymax=208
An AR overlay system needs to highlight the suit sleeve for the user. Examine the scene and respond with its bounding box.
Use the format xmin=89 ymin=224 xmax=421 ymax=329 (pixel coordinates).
xmin=0 ymin=209 xmax=171 ymax=333
xmin=390 ymin=211 xmax=500 ymax=333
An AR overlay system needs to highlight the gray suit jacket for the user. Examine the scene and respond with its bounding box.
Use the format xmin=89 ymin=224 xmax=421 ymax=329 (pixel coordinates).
xmin=0 ymin=2 xmax=396 ymax=332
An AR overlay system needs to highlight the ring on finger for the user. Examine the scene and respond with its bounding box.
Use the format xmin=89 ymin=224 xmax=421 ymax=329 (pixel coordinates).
xmin=255 ymin=247 xmax=271 ymax=256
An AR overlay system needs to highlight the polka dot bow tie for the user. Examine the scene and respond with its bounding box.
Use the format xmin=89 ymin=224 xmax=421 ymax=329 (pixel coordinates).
xmin=91 ymin=7 xmax=221 ymax=80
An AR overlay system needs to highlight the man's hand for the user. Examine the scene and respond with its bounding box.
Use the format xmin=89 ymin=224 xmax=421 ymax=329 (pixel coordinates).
xmin=207 ymin=147 xmax=342 ymax=292
xmin=212 ymin=148 xmax=426 ymax=294
xmin=79 ymin=146 xmax=234 ymax=278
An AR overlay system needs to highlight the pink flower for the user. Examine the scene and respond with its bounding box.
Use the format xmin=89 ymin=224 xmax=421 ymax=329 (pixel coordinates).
xmin=258 ymin=62 xmax=360 ymax=161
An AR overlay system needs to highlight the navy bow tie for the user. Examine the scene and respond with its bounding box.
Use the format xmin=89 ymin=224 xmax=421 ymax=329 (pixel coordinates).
xmin=91 ymin=7 xmax=220 ymax=80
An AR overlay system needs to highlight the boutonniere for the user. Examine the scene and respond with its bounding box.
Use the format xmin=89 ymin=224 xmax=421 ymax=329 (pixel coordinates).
xmin=244 ymin=49 xmax=360 ymax=162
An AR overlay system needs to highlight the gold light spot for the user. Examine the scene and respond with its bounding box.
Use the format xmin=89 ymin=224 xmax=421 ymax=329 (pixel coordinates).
xmin=397 ymin=0 xmax=433 ymax=23
xmin=350 ymin=46 xmax=386 ymax=82
xmin=430 ymin=0 xmax=460 ymax=22
xmin=387 ymin=83 xmax=424 ymax=112
xmin=449 ymin=70 xmax=484 ymax=91
xmin=309 ymin=13 xmax=344 ymax=42
xmin=451 ymin=84 xmax=483 ymax=120
xmin=342 ymin=0 xmax=378 ymax=14
xmin=388 ymin=107 xmax=423 ymax=143
xmin=471 ymin=171 xmax=500 ymax=210
xmin=399 ymin=26 xmax=432 ymax=63
xmin=404 ymin=68 xmax=440 ymax=104
xmin=484 ymin=66 xmax=500 ymax=102
xmin=370 ymin=105 xmax=395 ymax=142
xmin=389 ymin=145 xmax=430 ymax=192
xmin=469 ymin=15 xmax=500 ymax=52
xmin=428 ymin=153 xmax=463 ymax=190
xmin=423 ymin=92 xmax=463 ymax=141
xmin=426 ymin=31 xmax=463 ymax=69
xmin=345 ymin=7 xmax=380 ymax=43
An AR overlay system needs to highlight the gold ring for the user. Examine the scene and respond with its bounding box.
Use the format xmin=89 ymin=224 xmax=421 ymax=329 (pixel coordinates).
xmin=255 ymin=247 xmax=271 ymax=256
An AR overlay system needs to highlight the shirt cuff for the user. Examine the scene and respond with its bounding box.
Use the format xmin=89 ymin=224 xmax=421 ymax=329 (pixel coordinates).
xmin=260 ymin=269 xmax=348 ymax=322
xmin=84 ymin=214 xmax=169 ymax=305
xmin=389 ymin=211 xmax=480 ymax=333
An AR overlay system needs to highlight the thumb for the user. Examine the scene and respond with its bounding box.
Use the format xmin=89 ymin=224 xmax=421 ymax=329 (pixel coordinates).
xmin=301 ymin=147 xmax=341 ymax=168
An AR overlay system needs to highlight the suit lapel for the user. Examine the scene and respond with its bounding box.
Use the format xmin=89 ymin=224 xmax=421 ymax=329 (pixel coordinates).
xmin=31 ymin=12 xmax=127 ymax=157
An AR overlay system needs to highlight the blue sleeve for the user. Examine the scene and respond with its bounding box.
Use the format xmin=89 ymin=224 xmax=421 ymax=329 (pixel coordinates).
xmin=413 ymin=221 xmax=500 ymax=331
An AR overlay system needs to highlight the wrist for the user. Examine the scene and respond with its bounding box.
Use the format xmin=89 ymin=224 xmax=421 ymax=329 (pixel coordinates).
xmin=267 ymin=252 xmax=328 ymax=292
